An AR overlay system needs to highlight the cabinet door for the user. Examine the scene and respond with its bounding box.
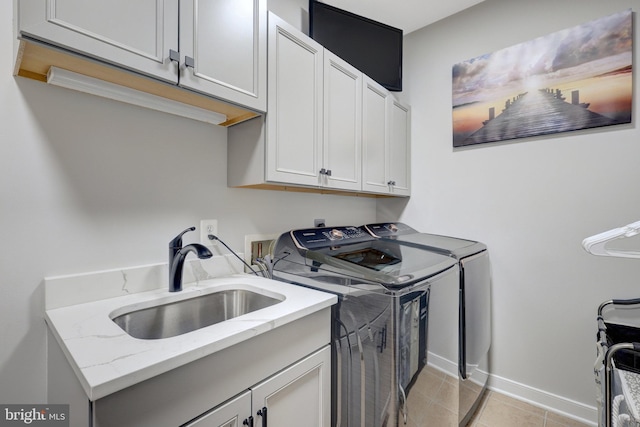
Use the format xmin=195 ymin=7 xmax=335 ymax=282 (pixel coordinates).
xmin=252 ymin=346 xmax=331 ymax=427
xmin=184 ymin=391 xmax=252 ymax=427
xmin=266 ymin=13 xmax=324 ymax=187
xmin=362 ymin=76 xmax=391 ymax=193
xmin=322 ymin=52 xmax=362 ymax=191
xmin=18 ymin=0 xmax=178 ymax=83
xmin=179 ymin=0 xmax=267 ymax=112
xmin=388 ymin=98 xmax=411 ymax=196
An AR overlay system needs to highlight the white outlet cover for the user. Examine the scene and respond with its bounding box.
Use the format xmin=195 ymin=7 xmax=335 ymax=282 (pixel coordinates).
xmin=200 ymin=219 xmax=218 ymax=246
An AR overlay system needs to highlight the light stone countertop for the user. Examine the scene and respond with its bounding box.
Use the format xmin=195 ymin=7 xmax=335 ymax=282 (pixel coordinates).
xmin=44 ymin=258 xmax=336 ymax=401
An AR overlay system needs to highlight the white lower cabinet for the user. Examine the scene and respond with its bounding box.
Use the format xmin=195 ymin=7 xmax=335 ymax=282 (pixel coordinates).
xmin=185 ymin=390 xmax=252 ymax=427
xmin=46 ymin=307 xmax=331 ymax=427
xmin=252 ymin=346 xmax=330 ymax=427
xmin=187 ymin=346 xmax=331 ymax=427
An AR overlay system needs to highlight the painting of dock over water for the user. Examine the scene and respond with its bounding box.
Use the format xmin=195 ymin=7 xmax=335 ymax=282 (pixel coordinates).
xmin=452 ymin=9 xmax=632 ymax=147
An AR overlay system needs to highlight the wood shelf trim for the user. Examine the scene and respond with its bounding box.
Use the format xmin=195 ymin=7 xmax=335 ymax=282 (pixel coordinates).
xmin=14 ymin=40 xmax=260 ymax=127
xmin=232 ymin=183 xmax=398 ymax=198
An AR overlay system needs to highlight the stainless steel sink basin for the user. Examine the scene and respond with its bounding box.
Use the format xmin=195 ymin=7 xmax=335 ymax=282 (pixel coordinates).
xmin=112 ymin=289 xmax=282 ymax=339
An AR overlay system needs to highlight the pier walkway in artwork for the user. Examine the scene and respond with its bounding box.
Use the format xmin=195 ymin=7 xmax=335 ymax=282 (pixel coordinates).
xmin=460 ymin=89 xmax=617 ymax=146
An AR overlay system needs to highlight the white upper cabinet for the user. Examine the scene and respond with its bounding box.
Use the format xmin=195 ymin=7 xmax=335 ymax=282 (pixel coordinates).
xmin=322 ymin=51 xmax=362 ymax=191
xmin=228 ymin=13 xmax=410 ymax=197
xmin=266 ymin=12 xmax=324 ymax=187
xmin=18 ymin=0 xmax=267 ymax=115
xmin=362 ymin=75 xmax=411 ymax=196
xmin=179 ymin=0 xmax=267 ymax=112
xmin=265 ymin=15 xmax=362 ymax=191
xmin=18 ymin=0 xmax=179 ymax=83
xmin=362 ymin=76 xmax=391 ymax=193
xmin=388 ymin=98 xmax=411 ymax=196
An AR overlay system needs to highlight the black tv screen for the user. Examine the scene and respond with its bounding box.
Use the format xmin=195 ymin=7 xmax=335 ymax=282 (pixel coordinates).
xmin=309 ymin=0 xmax=403 ymax=91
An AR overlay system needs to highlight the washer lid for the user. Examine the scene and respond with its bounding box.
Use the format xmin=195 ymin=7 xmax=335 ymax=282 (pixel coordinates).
xmin=274 ymin=226 xmax=458 ymax=289
xmin=364 ymin=223 xmax=486 ymax=258
xmin=303 ymin=239 xmax=457 ymax=288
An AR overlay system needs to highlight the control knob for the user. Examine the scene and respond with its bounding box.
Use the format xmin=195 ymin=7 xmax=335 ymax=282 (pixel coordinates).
xmin=329 ymin=229 xmax=344 ymax=240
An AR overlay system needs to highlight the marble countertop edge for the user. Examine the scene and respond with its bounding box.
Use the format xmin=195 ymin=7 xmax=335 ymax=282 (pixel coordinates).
xmin=45 ymin=274 xmax=336 ymax=401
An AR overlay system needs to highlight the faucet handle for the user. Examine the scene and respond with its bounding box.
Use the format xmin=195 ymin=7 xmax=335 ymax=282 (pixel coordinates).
xmin=170 ymin=227 xmax=196 ymax=249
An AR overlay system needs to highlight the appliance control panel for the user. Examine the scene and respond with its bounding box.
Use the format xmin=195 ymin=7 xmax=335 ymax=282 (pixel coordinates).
xmin=291 ymin=226 xmax=372 ymax=249
xmin=364 ymin=222 xmax=417 ymax=238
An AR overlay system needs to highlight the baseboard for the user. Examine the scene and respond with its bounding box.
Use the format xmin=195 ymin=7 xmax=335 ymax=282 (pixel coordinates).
xmin=427 ymin=351 xmax=458 ymax=377
xmin=487 ymin=373 xmax=598 ymax=426
xmin=427 ymin=352 xmax=598 ymax=425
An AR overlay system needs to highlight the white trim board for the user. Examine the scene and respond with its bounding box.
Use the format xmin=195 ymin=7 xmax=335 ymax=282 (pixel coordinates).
xmin=487 ymin=373 xmax=597 ymax=426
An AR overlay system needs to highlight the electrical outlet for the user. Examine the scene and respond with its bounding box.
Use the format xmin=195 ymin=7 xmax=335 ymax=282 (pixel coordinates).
xmin=200 ymin=219 xmax=218 ymax=246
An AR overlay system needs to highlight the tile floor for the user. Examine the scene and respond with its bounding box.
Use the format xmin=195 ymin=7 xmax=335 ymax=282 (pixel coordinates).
xmin=467 ymin=390 xmax=592 ymax=427
xmin=399 ymin=366 xmax=589 ymax=427
xmin=399 ymin=364 xmax=593 ymax=426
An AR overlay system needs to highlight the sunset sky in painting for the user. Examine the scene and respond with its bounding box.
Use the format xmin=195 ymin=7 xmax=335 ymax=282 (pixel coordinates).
xmin=452 ymin=9 xmax=633 ymax=107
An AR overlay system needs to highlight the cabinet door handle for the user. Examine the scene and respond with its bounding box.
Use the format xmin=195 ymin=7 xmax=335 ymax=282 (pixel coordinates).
xmin=387 ymin=180 xmax=396 ymax=186
xmin=326 ymin=169 xmax=332 ymax=177
xmin=169 ymin=49 xmax=180 ymax=63
xmin=243 ymin=416 xmax=254 ymax=427
xmin=257 ymin=407 xmax=267 ymax=427
xmin=185 ymin=56 xmax=195 ymax=68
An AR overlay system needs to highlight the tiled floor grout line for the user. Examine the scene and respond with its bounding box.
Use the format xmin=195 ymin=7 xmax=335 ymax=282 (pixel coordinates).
xmin=468 ymin=389 xmax=590 ymax=427
xmin=468 ymin=389 xmax=490 ymax=425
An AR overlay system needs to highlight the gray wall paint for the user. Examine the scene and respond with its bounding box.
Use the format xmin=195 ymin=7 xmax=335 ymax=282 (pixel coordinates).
xmin=379 ymin=0 xmax=638 ymax=421
xmin=1 ymin=1 xmax=375 ymax=404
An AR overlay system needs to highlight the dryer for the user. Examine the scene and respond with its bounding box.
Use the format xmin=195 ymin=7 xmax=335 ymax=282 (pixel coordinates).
xmin=364 ymin=222 xmax=491 ymax=426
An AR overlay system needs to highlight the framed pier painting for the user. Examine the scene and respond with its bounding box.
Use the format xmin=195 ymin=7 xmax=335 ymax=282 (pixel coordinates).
xmin=452 ymin=9 xmax=633 ymax=147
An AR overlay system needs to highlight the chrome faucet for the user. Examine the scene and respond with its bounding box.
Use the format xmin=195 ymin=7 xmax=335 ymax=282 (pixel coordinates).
xmin=169 ymin=227 xmax=213 ymax=292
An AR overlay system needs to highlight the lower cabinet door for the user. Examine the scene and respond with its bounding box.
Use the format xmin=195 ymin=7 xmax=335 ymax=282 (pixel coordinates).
xmin=184 ymin=390 xmax=252 ymax=427
xmin=251 ymin=346 xmax=331 ymax=427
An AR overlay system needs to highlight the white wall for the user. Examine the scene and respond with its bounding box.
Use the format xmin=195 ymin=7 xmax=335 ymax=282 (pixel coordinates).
xmin=0 ymin=1 xmax=376 ymax=403
xmin=379 ymin=0 xmax=639 ymax=422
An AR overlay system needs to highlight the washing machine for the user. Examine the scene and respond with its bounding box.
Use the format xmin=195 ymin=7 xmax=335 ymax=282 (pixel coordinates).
xmin=364 ymin=222 xmax=491 ymax=426
xmin=271 ymin=225 xmax=460 ymax=427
